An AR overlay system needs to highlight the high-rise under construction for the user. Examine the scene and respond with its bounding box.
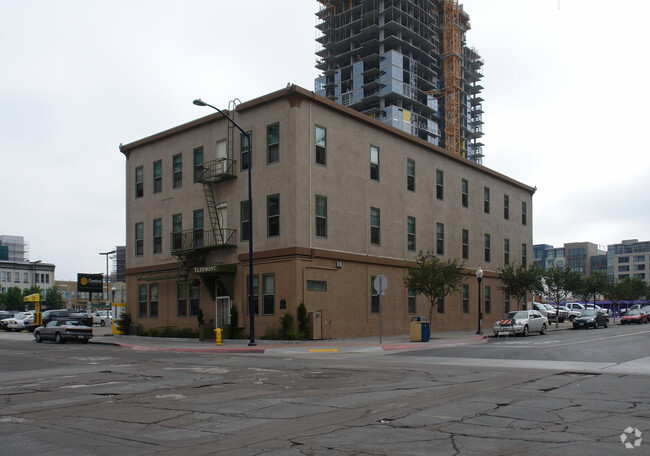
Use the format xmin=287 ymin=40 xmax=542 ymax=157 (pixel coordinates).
xmin=315 ymin=0 xmax=484 ymax=163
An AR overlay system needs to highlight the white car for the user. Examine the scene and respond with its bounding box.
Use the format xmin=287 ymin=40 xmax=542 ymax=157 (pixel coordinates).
xmin=493 ymin=310 xmax=548 ymax=337
xmin=565 ymin=303 xmax=585 ymax=321
xmin=92 ymin=310 xmax=112 ymax=327
xmin=5 ymin=312 xmax=35 ymax=331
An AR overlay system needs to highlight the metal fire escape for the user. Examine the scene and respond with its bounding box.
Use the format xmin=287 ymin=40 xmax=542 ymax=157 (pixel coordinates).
xmin=171 ymin=100 xmax=239 ymax=275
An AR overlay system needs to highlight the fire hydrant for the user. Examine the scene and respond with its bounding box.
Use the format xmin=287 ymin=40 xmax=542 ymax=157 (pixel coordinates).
xmin=214 ymin=328 xmax=223 ymax=346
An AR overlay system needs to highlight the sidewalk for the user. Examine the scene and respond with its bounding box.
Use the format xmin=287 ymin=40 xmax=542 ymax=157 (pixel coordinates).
xmin=92 ymin=330 xmax=489 ymax=354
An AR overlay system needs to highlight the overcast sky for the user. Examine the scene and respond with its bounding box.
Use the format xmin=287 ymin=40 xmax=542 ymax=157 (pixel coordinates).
xmin=1 ymin=0 xmax=649 ymax=281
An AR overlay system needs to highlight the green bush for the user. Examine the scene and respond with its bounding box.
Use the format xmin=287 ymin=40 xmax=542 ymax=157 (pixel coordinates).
xmin=140 ymin=326 xmax=198 ymax=338
xmin=116 ymin=312 xmax=132 ymax=334
xmin=297 ymin=303 xmax=309 ymax=340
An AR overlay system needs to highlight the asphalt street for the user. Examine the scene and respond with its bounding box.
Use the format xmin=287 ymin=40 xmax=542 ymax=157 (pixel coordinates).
xmin=0 ymin=324 xmax=649 ymax=455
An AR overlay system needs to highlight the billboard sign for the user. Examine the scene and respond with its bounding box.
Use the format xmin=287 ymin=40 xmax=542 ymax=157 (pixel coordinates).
xmin=77 ymin=273 xmax=104 ymax=294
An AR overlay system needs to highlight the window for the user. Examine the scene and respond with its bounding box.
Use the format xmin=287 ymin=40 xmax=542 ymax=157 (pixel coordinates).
xmin=153 ymin=218 xmax=162 ymax=254
xmin=149 ymin=284 xmax=159 ymax=318
xmin=371 ymin=276 xmax=379 ymax=313
xmin=307 ymin=280 xmax=327 ymax=292
xmin=619 ymin=265 xmax=630 ymax=272
xmin=177 ymin=283 xmax=187 ymax=317
xmin=634 ymin=255 xmax=646 ymax=262
xmin=484 ymin=233 xmax=491 ymax=263
xmin=135 ymin=166 xmax=144 ymax=198
xmin=485 ymin=286 xmax=491 ymax=314
xmin=190 ymin=283 xmax=200 ymax=316
xmin=504 ymin=239 xmax=510 ymax=264
xmin=522 ymin=202 xmax=528 ymax=225
xmin=408 ymin=289 xmax=416 ymax=314
xmin=461 ymin=179 xmax=469 ymax=208
xmin=370 ymin=145 xmax=379 ymax=180
xmin=240 ymin=200 xmax=250 ymax=242
xmin=193 ymin=209 xmax=204 ymax=247
xmin=505 ymin=291 xmax=511 ymax=313
xmin=241 ymin=131 xmax=252 ymax=170
xmin=462 ymin=229 xmax=469 ymax=260
xmin=316 ymin=195 xmax=327 ymax=238
xmin=135 ymin=222 xmax=144 ymax=256
xmin=504 ymin=195 xmax=510 ymax=220
xmin=437 ymin=292 xmax=445 ymax=314
xmin=370 ymin=207 xmax=380 ymax=245
xmin=262 ymin=274 xmax=275 ymax=315
xmin=247 ymin=275 xmax=259 ymax=315
xmin=193 ymin=147 xmax=204 ymax=182
xmin=436 ymin=223 xmax=444 ymax=255
xmin=407 ymin=159 xmax=415 ymax=191
xmin=462 ymin=284 xmax=469 ymax=314
xmin=315 ymin=125 xmax=326 ymax=165
xmin=153 ymin=160 xmax=162 ymax=193
xmin=484 ymin=187 xmax=490 ymax=214
xmin=172 ymin=214 xmax=182 ymax=250
xmin=522 ymin=243 xmax=528 ymax=265
xmin=407 ymin=216 xmax=416 ymax=251
xmin=138 ymin=285 xmax=147 ymax=318
xmin=436 ymin=169 xmax=444 ymax=200
xmin=172 ymin=154 xmax=182 ymax=188
xmin=23 ymin=273 xmax=28 ymax=283
xmin=267 ymin=194 xmax=280 ymax=237
xmin=267 ymin=123 xmax=280 ymax=163
xmin=618 ymin=256 xmax=630 ymax=263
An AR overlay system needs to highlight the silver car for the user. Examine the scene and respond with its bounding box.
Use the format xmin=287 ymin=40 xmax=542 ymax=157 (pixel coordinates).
xmin=493 ymin=310 xmax=548 ymax=337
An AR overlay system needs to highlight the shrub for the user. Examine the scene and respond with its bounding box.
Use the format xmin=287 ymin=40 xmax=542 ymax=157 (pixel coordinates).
xmin=297 ymin=303 xmax=309 ymax=340
xmin=116 ymin=312 xmax=132 ymax=334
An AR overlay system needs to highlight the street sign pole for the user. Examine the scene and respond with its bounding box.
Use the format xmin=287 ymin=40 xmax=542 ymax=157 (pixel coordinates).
xmin=373 ymin=275 xmax=388 ymax=344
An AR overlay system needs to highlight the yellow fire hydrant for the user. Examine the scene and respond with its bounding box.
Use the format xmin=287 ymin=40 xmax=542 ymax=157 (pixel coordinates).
xmin=214 ymin=328 xmax=223 ymax=346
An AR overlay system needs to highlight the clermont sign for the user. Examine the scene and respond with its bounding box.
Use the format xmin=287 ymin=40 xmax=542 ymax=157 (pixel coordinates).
xmin=77 ymin=273 xmax=103 ymax=293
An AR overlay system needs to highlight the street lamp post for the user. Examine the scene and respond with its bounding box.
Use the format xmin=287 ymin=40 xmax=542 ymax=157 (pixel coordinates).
xmin=193 ymin=98 xmax=256 ymax=346
xmin=99 ymin=250 xmax=115 ymax=307
xmin=476 ymin=266 xmax=483 ymax=335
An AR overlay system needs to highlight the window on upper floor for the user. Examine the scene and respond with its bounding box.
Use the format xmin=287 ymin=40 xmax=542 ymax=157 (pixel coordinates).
xmin=240 ymin=200 xmax=250 ymax=242
xmin=241 ymin=131 xmax=252 ymax=171
xmin=462 ymin=229 xmax=469 ymax=260
xmin=407 ymin=159 xmax=415 ymax=191
xmin=267 ymin=194 xmax=280 ymax=237
xmin=370 ymin=145 xmax=379 ymax=181
xmin=504 ymin=194 xmax=510 ymax=220
xmin=172 ymin=154 xmax=182 ymax=189
xmin=484 ymin=187 xmax=490 ymax=214
xmin=135 ymin=222 xmax=144 ymax=256
xmin=153 ymin=160 xmax=162 ymax=194
xmin=316 ymin=195 xmax=327 ymax=238
xmin=461 ymin=179 xmax=468 ymax=208
xmin=370 ymin=207 xmax=380 ymax=245
xmin=315 ymin=125 xmax=326 ymax=165
xmin=135 ymin=166 xmax=144 ymax=198
xmin=153 ymin=218 xmax=162 ymax=254
xmin=193 ymin=147 xmax=204 ymax=182
xmin=484 ymin=233 xmax=491 ymax=263
xmin=436 ymin=169 xmax=444 ymax=200
xmin=407 ymin=216 xmax=416 ymax=251
xmin=522 ymin=201 xmax=528 ymax=225
xmin=267 ymin=123 xmax=280 ymax=164
xmin=436 ymin=223 xmax=444 ymax=255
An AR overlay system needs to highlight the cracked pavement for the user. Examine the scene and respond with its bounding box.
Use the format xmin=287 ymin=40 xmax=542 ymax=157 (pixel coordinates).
xmin=1 ymin=331 xmax=648 ymax=455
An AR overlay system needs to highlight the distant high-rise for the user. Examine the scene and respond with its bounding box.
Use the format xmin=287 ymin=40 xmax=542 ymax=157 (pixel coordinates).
xmin=315 ymin=0 xmax=484 ymax=163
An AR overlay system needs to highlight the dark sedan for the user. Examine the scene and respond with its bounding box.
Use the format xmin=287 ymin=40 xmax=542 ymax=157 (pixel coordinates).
xmin=620 ymin=309 xmax=648 ymax=325
xmin=33 ymin=319 xmax=93 ymax=344
xmin=572 ymin=309 xmax=609 ymax=329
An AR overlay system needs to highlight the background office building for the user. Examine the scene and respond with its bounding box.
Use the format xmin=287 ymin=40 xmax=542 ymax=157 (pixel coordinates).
xmin=315 ymin=0 xmax=485 ymax=163
xmin=0 ymin=235 xmax=55 ymax=295
xmin=120 ymin=85 xmax=533 ymax=338
xmin=607 ymin=239 xmax=650 ymax=283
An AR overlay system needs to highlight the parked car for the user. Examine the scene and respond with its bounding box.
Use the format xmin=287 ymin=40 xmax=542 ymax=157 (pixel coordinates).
xmin=556 ymin=306 xmax=570 ymax=323
xmin=92 ymin=310 xmax=112 ymax=327
xmin=493 ymin=310 xmax=548 ymax=337
xmin=33 ymin=319 xmax=93 ymax=344
xmin=565 ymin=303 xmax=585 ymax=321
xmin=5 ymin=311 xmax=35 ymax=331
xmin=621 ymin=304 xmax=642 ymax=316
xmin=42 ymin=309 xmax=71 ymax=325
xmin=0 ymin=311 xmax=15 ymax=329
xmin=620 ymin=309 xmax=648 ymax=325
xmin=586 ymin=304 xmax=612 ymax=317
xmin=572 ymin=309 xmax=609 ymax=329
xmin=533 ymin=303 xmax=556 ymax=322
xmin=42 ymin=309 xmax=92 ymax=327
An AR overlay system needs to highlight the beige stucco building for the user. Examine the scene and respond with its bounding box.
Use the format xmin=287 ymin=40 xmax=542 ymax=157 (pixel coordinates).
xmin=119 ymin=85 xmax=535 ymax=338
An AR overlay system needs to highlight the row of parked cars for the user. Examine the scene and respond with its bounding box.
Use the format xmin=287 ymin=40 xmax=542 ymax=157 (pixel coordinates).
xmin=0 ymin=309 xmax=112 ymax=332
xmin=492 ymin=303 xmax=648 ymax=336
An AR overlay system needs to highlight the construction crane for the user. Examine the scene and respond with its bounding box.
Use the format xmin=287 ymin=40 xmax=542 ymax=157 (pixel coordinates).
xmin=442 ymin=0 xmax=461 ymax=157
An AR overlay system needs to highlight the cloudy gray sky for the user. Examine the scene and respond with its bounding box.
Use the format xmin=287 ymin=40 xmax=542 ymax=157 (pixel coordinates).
xmin=1 ymin=0 xmax=648 ymax=280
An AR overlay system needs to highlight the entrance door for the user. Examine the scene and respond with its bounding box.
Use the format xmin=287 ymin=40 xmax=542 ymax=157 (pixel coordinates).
xmin=216 ymin=296 xmax=231 ymax=329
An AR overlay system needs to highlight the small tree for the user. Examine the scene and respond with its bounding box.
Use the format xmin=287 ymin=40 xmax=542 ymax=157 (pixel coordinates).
xmin=403 ymin=249 xmax=465 ymax=329
xmin=573 ymin=271 xmax=609 ymax=307
xmin=498 ymin=263 xmax=543 ymax=311
xmin=44 ymin=285 xmax=64 ymax=310
xmin=297 ymin=302 xmax=309 ymax=340
xmin=3 ymin=287 xmax=23 ymax=311
xmin=542 ymin=266 xmax=581 ymax=327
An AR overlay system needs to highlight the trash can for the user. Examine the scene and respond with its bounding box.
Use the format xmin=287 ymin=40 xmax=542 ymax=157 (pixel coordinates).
xmin=410 ymin=317 xmax=430 ymax=342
